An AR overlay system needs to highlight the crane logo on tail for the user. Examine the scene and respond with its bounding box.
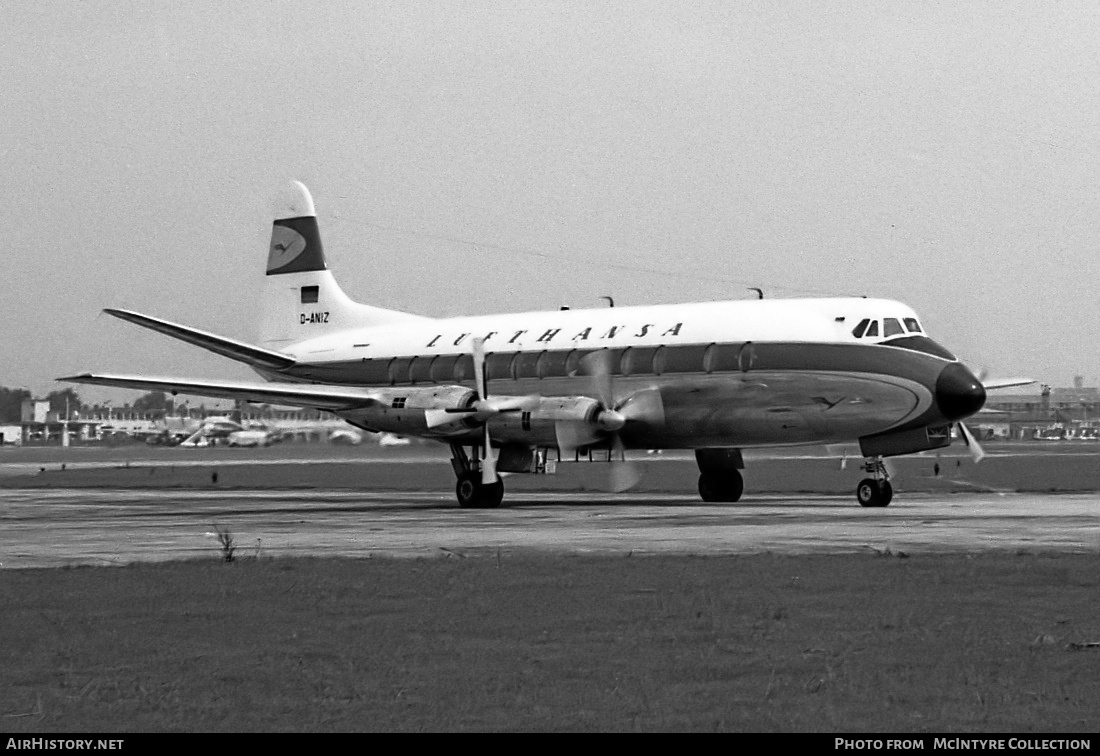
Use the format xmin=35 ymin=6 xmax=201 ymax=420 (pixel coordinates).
xmin=267 ymin=226 xmax=307 ymax=271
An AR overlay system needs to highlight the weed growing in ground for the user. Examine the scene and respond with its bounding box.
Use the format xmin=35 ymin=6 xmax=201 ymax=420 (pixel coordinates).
xmin=213 ymin=524 xmax=235 ymax=563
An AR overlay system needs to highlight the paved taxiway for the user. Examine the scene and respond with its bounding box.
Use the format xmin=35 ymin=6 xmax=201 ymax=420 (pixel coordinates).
xmin=2 ymin=488 xmax=1097 ymax=568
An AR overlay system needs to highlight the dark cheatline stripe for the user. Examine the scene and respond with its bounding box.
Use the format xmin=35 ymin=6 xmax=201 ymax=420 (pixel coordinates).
xmin=881 ymin=335 xmax=957 ymax=360
xmin=281 ymin=340 xmax=952 ymax=391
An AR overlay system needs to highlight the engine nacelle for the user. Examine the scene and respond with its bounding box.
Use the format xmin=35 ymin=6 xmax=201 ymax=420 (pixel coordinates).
xmin=488 ymin=396 xmax=603 ymax=448
xmin=340 ymin=385 xmax=476 ymax=436
xmin=859 ymin=424 xmax=951 ymax=458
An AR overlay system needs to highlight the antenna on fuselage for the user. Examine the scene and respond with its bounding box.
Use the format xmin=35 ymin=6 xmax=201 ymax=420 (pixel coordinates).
xmin=599 ymin=296 xmax=615 ymax=308
xmin=749 ymin=288 xmax=763 ymax=300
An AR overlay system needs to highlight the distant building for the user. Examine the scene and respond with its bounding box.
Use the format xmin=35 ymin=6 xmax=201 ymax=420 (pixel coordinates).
xmin=983 ymin=379 xmax=1100 ymax=439
xmin=20 ymin=399 xmax=49 ymax=424
xmin=0 ymin=424 xmax=21 ymax=445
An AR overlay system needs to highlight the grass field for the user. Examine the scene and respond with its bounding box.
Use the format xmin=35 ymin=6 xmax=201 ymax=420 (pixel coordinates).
xmin=3 ymin=551 xmax=1099 ymax=732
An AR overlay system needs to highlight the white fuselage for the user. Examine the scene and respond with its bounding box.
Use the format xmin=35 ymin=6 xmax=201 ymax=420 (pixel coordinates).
xmin=269 ymin=297 xmax=957 ymax=450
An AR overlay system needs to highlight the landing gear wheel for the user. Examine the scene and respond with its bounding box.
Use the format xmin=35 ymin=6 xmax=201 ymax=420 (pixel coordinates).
xmin=456 ymin=473 xmax=480 ymax=509
xmin=698 ymin=471 xmax=744 ymax=502
xmin=456 ymin=472 xmax=505 ymax=509
xmin=878 ymin=480 xmax=893 ymax=507
xmin=480 ymin=477 xmax=504 ymax=509
xmin=857 ymin=478 xmax=892 ymax=508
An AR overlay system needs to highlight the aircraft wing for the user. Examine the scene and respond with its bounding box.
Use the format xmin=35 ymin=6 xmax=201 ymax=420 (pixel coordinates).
xmin=982 ymin=377 xmax=1035 ymax=391
xmin=103 ymin=309 xmax=296 ymax=370
xmin=58 ymin=373 xmax=383 ymax=412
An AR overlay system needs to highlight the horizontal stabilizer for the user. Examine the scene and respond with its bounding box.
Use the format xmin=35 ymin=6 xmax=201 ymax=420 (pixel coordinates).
xmin=105 ymin=309 xmax=296 ymax=370
xmin=59 ymin=373 xmax=383 ymax=412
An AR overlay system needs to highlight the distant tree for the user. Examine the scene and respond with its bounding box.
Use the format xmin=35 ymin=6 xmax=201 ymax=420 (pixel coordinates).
xmin=132 ymin=391 xmax=174 ymax=417
xmin=46 ymin=388 xmax=82 ymax=419
xmin=0 ymin=386 xmax=32 ymax=423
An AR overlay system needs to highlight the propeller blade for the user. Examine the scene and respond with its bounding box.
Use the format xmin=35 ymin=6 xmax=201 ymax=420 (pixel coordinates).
xmin=424 ymin=408 xmax=461 ymax=428
xmin=606 ymin=436 xmax=642 ymax=492
xmin=580 ymin=349 xmax=616 ymax=409
xmin=607 ymin=460 xmax=643 ymax=492
xmin=481 ymin=423 xmax=498 ymax=485
xmin=471 ymin=336 xmax=487 ymax=400
xmin=555 ymin=420 xmax=600 ymax=456
xmin=957 ymin=422 xmax=986 ymax=463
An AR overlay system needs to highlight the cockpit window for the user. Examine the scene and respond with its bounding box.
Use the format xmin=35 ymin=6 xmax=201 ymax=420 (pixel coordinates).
xmin=865 ymin=320 xmax=879 ymax=338
xmin=883 ymin=318 xmax=904 ymax=337
xmin=904 ymin=318 xmax=922 ymax=333
xmin=852 ymin=318 xmax=870 ymax=338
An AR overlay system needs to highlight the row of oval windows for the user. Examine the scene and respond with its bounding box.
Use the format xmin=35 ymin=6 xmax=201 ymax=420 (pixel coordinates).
xmin=359 ymin=344 xmax=760 ymax=386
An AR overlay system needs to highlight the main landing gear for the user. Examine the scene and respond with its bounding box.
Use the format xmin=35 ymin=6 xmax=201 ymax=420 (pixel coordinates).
xmin=455 ymin=471 xmax=504 ymax=509
xmin=856 ymin=457 xmax=893 ymax=508
xmin=698 ymin=470 xmax=744 ymax=502
xmin=695 ymin=448 xmax=744 ymax=503
xmin=450 ymin=444 xmax=504 ymax=509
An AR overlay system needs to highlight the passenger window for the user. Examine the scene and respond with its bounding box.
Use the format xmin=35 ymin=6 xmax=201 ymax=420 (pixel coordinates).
xmin=661 ymin=345 xmax=708 ymax=374
xmin=453 ymin=354 xmax=474 ymax=383
xmin=408 ymin=356 xmax=435 ymax=384
xmin=485 ymin=353 xmax=513 ymax=381
xmin=621 ymin=346 xmax=660 ymax=376
xmin=537 ymin=351 xmax=570 ymax=379
xmin=513 ymin=351 xmax=541 ymax=379
xmin=904 ymin=318 xmax=922 ymax=333
xmin=703 ymin=344 xmax=742 ymax=372
xmin=564 ymin=350 xmax=584 ymax=376
xmin=865 ymin=321 xmax=879 ymax=338
xmin=883 ymin=318 xmax=904 ymax=337
xmin=388 ymin=357 xmax=414 ymax=385
xmin=430 ymin=356 xmax=456 ymax=383
xmin=852 ymin=319 xmax=870 ymax=338
xmin=360 ymin=359 xmax=392 ymax=385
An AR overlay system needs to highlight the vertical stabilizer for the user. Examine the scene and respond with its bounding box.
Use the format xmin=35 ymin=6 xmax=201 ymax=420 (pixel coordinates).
xmin=258 ymin=182 xmax=426 ymax=349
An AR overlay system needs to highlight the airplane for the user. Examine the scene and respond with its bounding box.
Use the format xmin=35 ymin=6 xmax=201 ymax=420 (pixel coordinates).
xmin=62 ymin=181 xmax=1032 ymax=509
xmin=175 ymin=416 xmax=283 ymax=447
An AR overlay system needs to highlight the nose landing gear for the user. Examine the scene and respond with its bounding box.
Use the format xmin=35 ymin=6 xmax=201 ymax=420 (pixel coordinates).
xmin=856 ymin=457 xmax=893 ymax=507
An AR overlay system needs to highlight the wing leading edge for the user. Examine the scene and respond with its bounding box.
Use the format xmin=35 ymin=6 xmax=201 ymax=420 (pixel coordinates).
xmin=59 ymin=374 xmax=383 ymax=412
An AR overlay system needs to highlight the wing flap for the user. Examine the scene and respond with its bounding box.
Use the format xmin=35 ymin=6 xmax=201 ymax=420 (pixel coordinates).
xmin=105 ymin=309 xmax=296 ymax=370
xmin=59 ymin=373 xmax=381 ymax=411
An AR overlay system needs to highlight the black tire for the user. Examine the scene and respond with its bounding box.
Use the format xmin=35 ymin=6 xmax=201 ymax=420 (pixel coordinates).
xmin=456 ymin=473 xmax=481 ymax=509
xmin=857 ymin=478 xmax=890 ymax=508
xmin=455 ymin=472 xmax=505 ymax=509
xmin=698 ymin=471 xmax=744 ymax=502
xmin=878 ymin=480 xmax=893 ymax=507
xmin=480 ymin=478 xmax=504 ymax=509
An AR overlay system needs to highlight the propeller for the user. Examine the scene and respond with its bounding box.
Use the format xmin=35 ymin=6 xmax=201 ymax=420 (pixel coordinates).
xmin=956 ymin=421 xmax=986 ymax=463
xmin=956 ymin=363 xmax=1025 ymax=463
xmin=423 ymin=338 xmax=539 ymax=485
xmin=554 ymin=349 xmax=666 ymax=492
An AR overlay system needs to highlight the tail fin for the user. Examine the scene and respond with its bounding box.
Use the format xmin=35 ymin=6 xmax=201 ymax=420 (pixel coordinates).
xmin=259 ymin=181 xmax=426 ymax=349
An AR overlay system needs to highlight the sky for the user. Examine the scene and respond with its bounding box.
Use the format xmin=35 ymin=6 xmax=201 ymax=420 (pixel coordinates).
xmin=4 ymin=1 xmax=1100 ymax=405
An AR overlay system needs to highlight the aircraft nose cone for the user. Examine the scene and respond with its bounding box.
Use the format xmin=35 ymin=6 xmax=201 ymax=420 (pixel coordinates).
xmin=935 ymin=362 xmax=986 ymax=421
